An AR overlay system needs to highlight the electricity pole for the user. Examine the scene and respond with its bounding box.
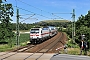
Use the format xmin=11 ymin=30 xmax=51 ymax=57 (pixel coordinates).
xmin=52 ymin=9 xmax=76 ymax=43
xmin=72 ymin=9 xmax=75 ymax=43
xmin=16 ymin=9 xmax=19 ymax=46
xmin=0 ymin=2 xmax=1 ymax=22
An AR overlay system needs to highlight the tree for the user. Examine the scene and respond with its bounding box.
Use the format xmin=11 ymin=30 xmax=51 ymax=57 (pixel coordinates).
xmin=0 ymin=0 xmax=14 ymax=40
xmin=75 ymin=10 xmax=90 ymax=45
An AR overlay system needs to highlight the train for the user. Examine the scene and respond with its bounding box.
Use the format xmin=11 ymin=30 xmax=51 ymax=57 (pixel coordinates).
xmin=30 ymin=26 xmax=58 ymax=44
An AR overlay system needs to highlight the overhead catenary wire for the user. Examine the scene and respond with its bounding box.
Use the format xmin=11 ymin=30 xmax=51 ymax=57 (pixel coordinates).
xmin=19 ymin=14 xmax=36 ymax=16
xmin=15 ymin=0 xmax=17 ymax=7
xmin=52 ymin=13 xmax=72 ymax=14
xmin=8 ymin=0 xmax=67 ymax=21
xmin=6 ymin=0 xmax=69 ymax=21
xmin=13 ymin=5 xmax=54 ymax=20
xmin=17 ymin=0 xmax=66 ymax=20
xmin=20 ymin=14 xmax=38 ymax=23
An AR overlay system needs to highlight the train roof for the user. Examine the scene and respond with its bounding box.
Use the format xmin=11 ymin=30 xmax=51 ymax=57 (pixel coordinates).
xmin=30 ymin=26 xmax=56 ymax=30
xmin=47 ymin=26 xmax=55 ymax=28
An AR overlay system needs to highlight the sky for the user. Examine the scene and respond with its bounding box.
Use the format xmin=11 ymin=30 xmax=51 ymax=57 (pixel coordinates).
xmin=4 ymin=0 xmax=90 ymax=23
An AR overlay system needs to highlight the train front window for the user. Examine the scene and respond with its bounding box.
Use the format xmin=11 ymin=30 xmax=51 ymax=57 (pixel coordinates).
xmin=30 ymin=29 xmax=39 ymax=33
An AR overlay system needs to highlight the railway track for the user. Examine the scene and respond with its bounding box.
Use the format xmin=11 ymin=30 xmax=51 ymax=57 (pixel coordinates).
xmin=13 ymin=44 xmax=36 ymax=52
xmin=0 ymin=32 xmax=67 ymax=60
xmin=37 ymin=32 xmax=64 ymax=53
xmin=23 ymin=32 xmax=65 ymax=60
xmin=0 ymin=44 xmax=37 ymax=60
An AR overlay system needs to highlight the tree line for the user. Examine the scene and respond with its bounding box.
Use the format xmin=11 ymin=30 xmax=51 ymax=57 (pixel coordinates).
xmin=66 ymin=10 xmax=90 ymax=46
xmin=0 ymin=0 xmax=14 ymax=41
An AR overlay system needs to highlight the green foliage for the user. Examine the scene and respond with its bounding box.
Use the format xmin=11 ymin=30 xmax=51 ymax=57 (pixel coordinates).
xmin=0 ymin=0 xmax=6 ymax=3
xmin=10 ymin=20 xmax=70 ymax=31
xmin=65 ymin=22 xmax=72 ymax=38
xmin=0 ymin=44 xmax=13 ymax=52
xmin=19 ymin=33 xmax=30 ymax=44
xmin=0 ymin=2 xmax=14 ymax=41
xmin=75 ymin=10 xmax=90 ymax=42
xmin=67 ymin=36 xmax=79 ymax=48
xmin=65 ymin=10 xmax=90 ymax=50
xmin=66 ymin=10 xmax=90 ymax=47
xmin=0 ymin=33 xmax=30 ymax=52
xmin=68 ymin=50 xmax=79 ymax=55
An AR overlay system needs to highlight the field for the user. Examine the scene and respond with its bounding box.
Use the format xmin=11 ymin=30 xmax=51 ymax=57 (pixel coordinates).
xmin=0 ymin=33 xmax=30 ymax=52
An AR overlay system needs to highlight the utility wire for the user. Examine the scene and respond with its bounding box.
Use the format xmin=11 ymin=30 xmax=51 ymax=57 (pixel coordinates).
xmin=13 ymin=5 xmax=53 ymax=19
xmin=52 ymin=13 xmax=72 ymax=14
xmin=17 ymin=0 xmax=65 ymax=20
xmin=15 ymin=0 xmax=17 ymax=7
xmin=20 ymin=14 xmax=36 ymax=23
xmin=19 ymin=14 xmax=35 ymax=16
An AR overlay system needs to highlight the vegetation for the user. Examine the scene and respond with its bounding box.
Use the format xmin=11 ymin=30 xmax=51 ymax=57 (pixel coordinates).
xmin=0 ymin=0 xmax=14 ymax=42
xmin=0 ymin=44 xmax=13 ymax=52
xmin=75 ymin=11 xmax=90 ymax=43
xmin=11 ymin=23 xmax=36 ymax=30
xmin=60 ymin=47 xmax=90 ymax=56
xmin=64 ymin=10 xmax=90 ymax=56
xmin=0 ymin=33 xmax=29 ymax=52
xmin=66 ymin=10 xmax=90 ymax=47
xmin=9 ymin=20 xmax=70 ymax=31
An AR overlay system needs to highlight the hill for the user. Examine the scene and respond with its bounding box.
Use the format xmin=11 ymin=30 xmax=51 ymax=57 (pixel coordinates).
xmin=40 ymin=20 xmax=71 ymax=23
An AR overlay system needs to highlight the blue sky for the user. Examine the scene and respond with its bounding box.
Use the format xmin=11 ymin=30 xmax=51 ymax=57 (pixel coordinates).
xmin=5 ymin=0 xmax=90 ymax=23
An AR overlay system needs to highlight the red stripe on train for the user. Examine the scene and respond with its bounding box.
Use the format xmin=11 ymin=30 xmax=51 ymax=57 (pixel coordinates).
xmin=30 ymin=34 xmax=39 ymax=36
xmin=30 ymin=31 xmax=56 ymax=36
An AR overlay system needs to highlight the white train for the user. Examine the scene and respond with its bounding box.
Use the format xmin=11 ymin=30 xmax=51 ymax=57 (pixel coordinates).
xmin=30 ymin=26 xmax=57 ymax=44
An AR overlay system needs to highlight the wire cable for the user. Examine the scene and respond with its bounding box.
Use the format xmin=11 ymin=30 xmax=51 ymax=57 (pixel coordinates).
xmin=17 ymin=0 xmax=65 ymax=20
xmin=13 ymin=5 xmax=53 ymax=20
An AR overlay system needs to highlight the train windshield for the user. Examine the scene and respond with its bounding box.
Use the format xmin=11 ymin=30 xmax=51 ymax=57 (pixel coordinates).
xmin=30 ymin=29 xmax=39 ymax=33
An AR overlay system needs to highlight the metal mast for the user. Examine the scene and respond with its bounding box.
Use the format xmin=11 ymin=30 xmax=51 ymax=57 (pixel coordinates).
xmin=16 ymin=9 xmax=19 ymax=46
xmin=72 ymin=9 xmax=75 ymax=43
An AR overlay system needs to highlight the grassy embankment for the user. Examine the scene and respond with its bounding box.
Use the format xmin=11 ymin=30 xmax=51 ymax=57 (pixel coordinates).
xmin=0 ymin=31 xmax=30 ymax=52
xmin=59 ymin=34 xmax=90 ymax=56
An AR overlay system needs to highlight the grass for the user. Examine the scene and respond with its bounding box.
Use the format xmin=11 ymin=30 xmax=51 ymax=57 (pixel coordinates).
xmin=59 ymin=41 xmax=90 ymax=56
xmin=13 ymin=30 xmax=30 ymax=32
xmin=0 ymin=44 xmax=14 ymax=52
xmin=59 ymin=47 xmax=90 ymax=56
xmin=67 ymin=48 xmax=80 ymax=55
xmin=19 ymin=33 xmax=30 ymax=44
xmin=0 ymin=33 xmax=30 ymax=52
xmin=59 ymin=34 xmax=90 ymax=56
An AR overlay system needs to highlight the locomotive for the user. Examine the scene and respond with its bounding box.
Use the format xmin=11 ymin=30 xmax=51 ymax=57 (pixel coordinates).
xmin=30 ymin=26 xmax=57 ymax=44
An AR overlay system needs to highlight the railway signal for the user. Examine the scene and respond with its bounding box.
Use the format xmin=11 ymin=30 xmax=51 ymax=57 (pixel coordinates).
xmin=81 ymin=34 xmax=85 ymax=40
